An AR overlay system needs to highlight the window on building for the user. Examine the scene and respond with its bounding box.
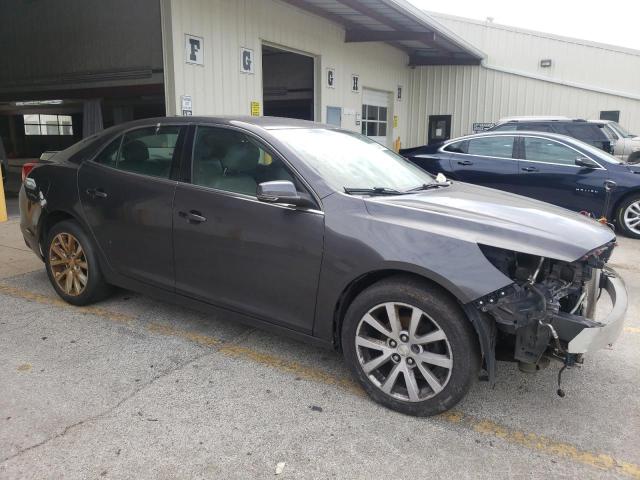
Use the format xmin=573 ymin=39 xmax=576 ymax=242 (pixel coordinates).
xmin=361 ymin=105 xmax=388 ymax=138
xmin=23 ymin=114 xmax=73 ymax=136
xmin=523 ymin=137 xmax=578 ymax=165
xmin=467 ymin=136 xmax=514 ymax=159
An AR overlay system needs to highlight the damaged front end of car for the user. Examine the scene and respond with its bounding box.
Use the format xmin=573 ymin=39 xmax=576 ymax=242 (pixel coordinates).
xmin=474 ymin=241 xmax=627 ymax=395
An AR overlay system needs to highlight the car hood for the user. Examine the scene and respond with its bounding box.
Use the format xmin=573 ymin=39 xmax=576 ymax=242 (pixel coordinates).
xmin=364 ymin=182 xmax=615 ymax=262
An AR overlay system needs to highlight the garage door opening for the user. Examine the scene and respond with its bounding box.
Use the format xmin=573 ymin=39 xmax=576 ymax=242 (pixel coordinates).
xmin=262 ymin=45 xmax=315 ymax=121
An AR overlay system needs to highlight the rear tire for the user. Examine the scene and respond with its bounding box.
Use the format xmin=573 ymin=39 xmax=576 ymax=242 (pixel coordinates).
xmin=616 ymin=194 xmax=640 ymax=239
xmin=341 ymin=275 xmax=479 ymax=416
xmin=45 ymin=220 xmax=112 ymax=305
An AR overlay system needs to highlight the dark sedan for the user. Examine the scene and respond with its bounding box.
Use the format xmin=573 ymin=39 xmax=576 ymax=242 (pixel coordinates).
xmin=402 ymin=131 xmax=640 ymax=238
xmin=20 ymin=117 xmax=626 ymax=416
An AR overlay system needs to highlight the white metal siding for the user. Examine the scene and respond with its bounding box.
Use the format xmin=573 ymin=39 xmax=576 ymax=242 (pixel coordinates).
xmin=165 ymin=0 xmax=410 ymax=143
xmin=431 ymin=13 xmax=640 ymax=99
xmin=406 ymin=64 xmax=640 ymax=147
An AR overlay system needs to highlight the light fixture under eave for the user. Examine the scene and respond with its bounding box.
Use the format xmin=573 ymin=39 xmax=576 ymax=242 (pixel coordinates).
xmin=540 ymin=59 xmax=552 ymax=68
xmin=15 ymin=99 xmax=64 ymax=106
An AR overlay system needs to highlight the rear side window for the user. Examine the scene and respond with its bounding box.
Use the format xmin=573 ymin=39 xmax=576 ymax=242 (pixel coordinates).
xmin=94 ymin=126 xmax=183 ymax=179
xmin=94 ymin=137 xmax=121 ymax=167
xmin=444 ymin=140 xmax=468 ymax=154
xmin=523 ymin=137 xmax=578 ymax=165
xmin=516 ymin=123 xmax=553 ymax=133
xmin=467 ymin=136 xmax=514 ymax=159
xmin=491 ymin=123 xmax=516 ymax=132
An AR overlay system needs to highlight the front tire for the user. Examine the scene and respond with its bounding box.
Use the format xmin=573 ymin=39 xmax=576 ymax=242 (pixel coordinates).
xmin=616 ymin=194 xmax=640 ymax=239
xmin=341 ymin=276 xmax=479 ymax=416
xmin=45 ymin=220 xmax=111 ymax=305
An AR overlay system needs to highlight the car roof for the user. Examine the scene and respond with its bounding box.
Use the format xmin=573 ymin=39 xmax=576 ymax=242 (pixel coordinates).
xmin=104 ymin=115 xmax=333 ymax=132
xmin=497 ymin=115 xmax=573 ymax=123
xmin=445 ymin=130 xmax=586 ymax=144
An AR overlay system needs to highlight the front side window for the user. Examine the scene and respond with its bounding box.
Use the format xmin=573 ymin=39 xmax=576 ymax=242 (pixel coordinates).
xmin=523 ymin=137 xmax=579 ymax=165
xmin=467 ymin=136 xmax=514 ymax=159
xmin=93 ymin=126 xmax=182 ymax=178
xmin=192 ymin=126 xmax=299 ymax=197
xmin=271 ymin=128 xmax=435 ymax=192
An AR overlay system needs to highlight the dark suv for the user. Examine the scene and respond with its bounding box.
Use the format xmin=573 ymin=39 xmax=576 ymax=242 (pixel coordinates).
xmin=488 ymin=117 xmax=612 ymax=153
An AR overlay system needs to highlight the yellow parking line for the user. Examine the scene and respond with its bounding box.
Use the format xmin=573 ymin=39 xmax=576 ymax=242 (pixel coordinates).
xmin=0 ymin=284 xmax=134 ymax=324
xmin=0 ymin=171 xmax=7 ymax=223
xmin=625 ymin=326 xmax=640 ymax=334
xmin=2 ymin=284 xmax=639 ymax=478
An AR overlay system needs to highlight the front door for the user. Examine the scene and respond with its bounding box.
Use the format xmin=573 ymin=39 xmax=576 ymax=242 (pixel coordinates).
xmin=447 ymin=135 xmax=520 ymax=192
xmin=172 ymin=125 xmax=324 ymax=333
xmin=362 ymin=89 xmax=391 ymax=146
xmin=78 ymin=125 xmax=185 ymax=290
xmin=516 ymin=135 xmax=608 ymax=215
xmin=428 ymin=115 xmax=452 ymax=145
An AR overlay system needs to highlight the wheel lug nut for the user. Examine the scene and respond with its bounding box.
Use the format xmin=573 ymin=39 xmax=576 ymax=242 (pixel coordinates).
xmin=407 ymin=358 xmax=415 ymax=365
xmin=389 ymin=340 xmax=397 ymax=348
xmin=392 ymin=354 xmax=401 ymax=362
xmin=400 ymin=334 xmax=409 ymax=342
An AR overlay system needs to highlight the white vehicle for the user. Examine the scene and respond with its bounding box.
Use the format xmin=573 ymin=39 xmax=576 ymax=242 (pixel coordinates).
xmin=590 ymin=120 xmax=640 ymax=163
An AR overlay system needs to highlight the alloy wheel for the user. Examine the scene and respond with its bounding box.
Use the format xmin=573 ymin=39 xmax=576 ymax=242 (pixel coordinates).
xmin=355 ymin=302 xmax=453 ymax=402
xmin=49 ymin=232 xmax=89 ymax=296
xmin=623 ymin=201 xmax=640 ymax=236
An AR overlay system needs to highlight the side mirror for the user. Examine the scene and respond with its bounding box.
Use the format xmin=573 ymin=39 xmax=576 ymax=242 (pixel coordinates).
xmin=575 ymin=156 xmax=600 ymax=169
xmin=257 ymin=181 xmax=315 ymax=208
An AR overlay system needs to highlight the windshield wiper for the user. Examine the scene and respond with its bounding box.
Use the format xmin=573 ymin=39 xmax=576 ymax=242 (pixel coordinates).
xmin=405 ymin=182 xmax=451 ymax=192
xmin=344 ymin=187 xmax=407 ymax=196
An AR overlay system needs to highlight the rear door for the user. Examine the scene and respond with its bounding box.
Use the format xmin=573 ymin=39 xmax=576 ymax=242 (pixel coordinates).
xmin=447 ymin=135 xmax=521 ymax=192
xmin=78 ymin=124 xmax=186 ymax=290
xmin=515 ymin=135 xmax=607 ymax=215
xmin=172 ymin=125 xmax=324 ymax=333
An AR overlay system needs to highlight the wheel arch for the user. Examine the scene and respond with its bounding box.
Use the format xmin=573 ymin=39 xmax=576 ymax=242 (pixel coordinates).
xmin=611 ymin=188 xmax=640 ymax=223
xmin=333 ymin=269 xmax=485 ymax=347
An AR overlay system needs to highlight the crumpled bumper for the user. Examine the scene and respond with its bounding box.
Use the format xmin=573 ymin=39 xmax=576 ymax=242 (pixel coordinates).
xmin=567 ymin=268 xmax=627 ymax=354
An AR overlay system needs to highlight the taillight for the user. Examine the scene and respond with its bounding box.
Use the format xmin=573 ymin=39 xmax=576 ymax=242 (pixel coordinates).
xmin=22 ymin=162 xmax=37 ymax=182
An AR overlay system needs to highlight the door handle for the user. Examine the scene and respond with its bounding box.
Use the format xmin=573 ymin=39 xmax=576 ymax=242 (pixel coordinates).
xmin=457 ymin=160 xmax=473 ymax=166
xmin=179 ymin=210 xmax=207 ymax=224
xmin=521 ymin=166 xmax=539 ymax=172
xmin=86 ymin=188 xmax=108 ymax=199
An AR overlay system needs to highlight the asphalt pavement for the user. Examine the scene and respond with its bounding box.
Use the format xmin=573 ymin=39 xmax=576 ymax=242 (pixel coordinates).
xmin=0 ymin=218 xmax=638 ymax=479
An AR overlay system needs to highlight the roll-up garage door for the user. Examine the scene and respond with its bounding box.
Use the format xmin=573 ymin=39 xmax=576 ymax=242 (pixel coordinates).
xmin=361 ymin=89 xmax=391 ymax=146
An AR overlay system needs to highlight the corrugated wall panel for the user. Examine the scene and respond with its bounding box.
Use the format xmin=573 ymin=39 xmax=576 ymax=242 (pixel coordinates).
xmin=407 ymin=65 xmax=640 ymax=147
xmin=167 ymin=0 xmax=411 ymax=146
xmin=431 ymin=13 xmax=640 ymax=98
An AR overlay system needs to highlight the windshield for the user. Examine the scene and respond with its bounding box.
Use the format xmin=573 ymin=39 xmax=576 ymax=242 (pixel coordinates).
xmin=271 ymin=128 xmax=434 ymax=192
xmin=609 ymin=122 xmax=636 ymax=138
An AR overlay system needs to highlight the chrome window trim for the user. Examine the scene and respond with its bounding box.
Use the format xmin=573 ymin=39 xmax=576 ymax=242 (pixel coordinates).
xmin=437 ymin=134 xmax=606 ymax=170
xmin=177 ymin=180 xmax=324 ymax=216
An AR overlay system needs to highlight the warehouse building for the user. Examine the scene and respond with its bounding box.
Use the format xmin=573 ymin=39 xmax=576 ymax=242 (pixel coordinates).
xmin=1 ymin=0 xmax=639 ymax=161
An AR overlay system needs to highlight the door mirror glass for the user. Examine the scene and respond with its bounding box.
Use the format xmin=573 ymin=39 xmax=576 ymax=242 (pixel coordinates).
xmin=575 ymin=156 xmax=600 ymax=169
xmin=257 ymin=181 xmax=315 ymax=208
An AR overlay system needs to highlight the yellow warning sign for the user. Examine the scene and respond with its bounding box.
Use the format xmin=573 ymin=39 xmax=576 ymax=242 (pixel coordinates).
xmin=250 ymin=101 xmax=261 ymax=117
xmin=393 ymin=115 xmax=399 ymax=128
